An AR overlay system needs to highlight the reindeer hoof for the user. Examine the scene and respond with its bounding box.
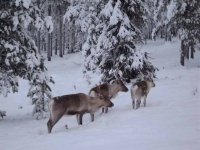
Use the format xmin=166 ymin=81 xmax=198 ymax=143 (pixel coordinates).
xmin=65 ymin=124 xmax=68 ymax=129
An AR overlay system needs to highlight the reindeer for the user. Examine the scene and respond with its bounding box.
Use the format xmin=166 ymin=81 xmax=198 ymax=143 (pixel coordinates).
xmin=89 ymin=76 xmax=128 ymax=122
xmin=47 ymin=93 xmax=113 ymax=133
xmin=0 ymin=110 xmax=6 ymax=119
xmin=130 ymin=76 xmax=155 ymax=110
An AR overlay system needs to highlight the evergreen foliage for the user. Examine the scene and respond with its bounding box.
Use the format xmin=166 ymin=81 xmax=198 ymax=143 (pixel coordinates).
xmin=0 ymin=0 xmax=53 ymax=119
xmin=82 ymin=0 xmax=156 ymax=83
xmin=27 ymin=57 xmax=54 ymax=119
xmin=153 ymin=0 xmax=200 ymax=65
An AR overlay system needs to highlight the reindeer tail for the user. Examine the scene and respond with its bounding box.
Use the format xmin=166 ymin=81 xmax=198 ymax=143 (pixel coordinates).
xmin=131 ymin=85 xmax=138 ymax=91
xmin=89 ymin=90 xmax=97 ymax=97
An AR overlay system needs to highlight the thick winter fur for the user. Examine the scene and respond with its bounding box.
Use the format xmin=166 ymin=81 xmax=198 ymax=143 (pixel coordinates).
xmin=0 ymin=110 xmax=6 ymax=119
xmin=89 ymin=80 xmax=128 ymax=116
xmin=130 ymin=77 xmax=155 ymax=109
xmin=47 ymin=93 xmax=113 ymax=133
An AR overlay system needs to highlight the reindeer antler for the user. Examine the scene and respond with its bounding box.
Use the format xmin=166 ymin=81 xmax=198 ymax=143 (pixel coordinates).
xmin=114 ymin=68 xmax=121 ymax=80
xmin=145 ymin=72 xmax=153 ymax=79
xmin=96 ymin=82 xmax=103 ymax=98
xmin=96 ymin=82 xmax=101 ymax=93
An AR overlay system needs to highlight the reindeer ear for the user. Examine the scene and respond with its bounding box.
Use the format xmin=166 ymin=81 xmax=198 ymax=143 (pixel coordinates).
xmin=114 ymin=68 xmax=120 ymax=80
xmin=146 ymin=72 xmax=152 ymax=79
xmin=116 ymin=80 xmax=120 ymax=84
xmin=99 ymin=95 xmax=104 ymax=99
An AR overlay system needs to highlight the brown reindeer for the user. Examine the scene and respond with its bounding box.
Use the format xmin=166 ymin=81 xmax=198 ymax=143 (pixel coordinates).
xmin=130 ymin=76 xmax=155 ymax=109
xmin=47 ymin=93 xmax=113 ymax=133
xmin=0 ymin=110 xmax=6 ymax=119
xmin=76 ymin=85 xmax=106 ymax=123
xmin=89 ymin=78 xmax=128 ymax=121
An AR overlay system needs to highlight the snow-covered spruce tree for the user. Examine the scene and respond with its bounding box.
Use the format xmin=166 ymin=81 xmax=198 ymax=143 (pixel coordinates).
xmin=153 ymin=0 xmax=200 ymax=66
xmin=27 ymin=57 xmax=54 ymax=119
xmin=83 ymin=0 xmax=156 ymax=83
xmin=0 ymin=0 xmax=53 ymax=119
xmin=63 ymin=0 xmax=106 ymax=83
xmin=81 ymin=4 xmax=104 ymax=72
xmin=174 ymin=0 xmax=200 ymax=65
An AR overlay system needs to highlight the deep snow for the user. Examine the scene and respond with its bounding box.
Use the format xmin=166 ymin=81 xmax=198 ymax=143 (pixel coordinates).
xmin=0 ymin=38 xmax=199 ymax=150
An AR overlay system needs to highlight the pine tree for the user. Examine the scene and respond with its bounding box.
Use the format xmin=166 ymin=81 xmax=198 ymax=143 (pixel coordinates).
xmin=83 ymin=0 xmax=156 ymax=83
xmin=0 ymin=0 xmax=53 ymax=118
xmin=63 ymin=0 xmax=105 ymax=81
xmin=153 ymin=0 xmax=200 ymax=66
xmin=27 ymin=58 xmax=54 ymax=119
xmin=153 ymin=0 xmax=173 ymax=41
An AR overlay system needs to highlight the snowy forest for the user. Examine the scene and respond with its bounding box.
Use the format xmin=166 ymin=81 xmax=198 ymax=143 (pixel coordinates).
xmin=0 ymin=0 xmax=199 ymax=150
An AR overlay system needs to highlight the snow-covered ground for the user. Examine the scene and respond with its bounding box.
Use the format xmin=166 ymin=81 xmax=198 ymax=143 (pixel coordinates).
xmin=0 ymin=38 xmax=199 ymax=150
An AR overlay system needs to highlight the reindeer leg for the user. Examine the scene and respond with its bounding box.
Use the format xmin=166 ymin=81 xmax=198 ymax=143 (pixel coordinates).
xmin=79 ymin=114 xmax=82 ymax=125
xmin=102 ymin=108 xmax=105 ymax=113
xmin=131 ymin=89 xmax=136 ymax=109
xmin=136 ymin=99 xmax=141 ymax=109
xmin=132 ymin=99 xmax=135 ymax=109
xmin=134 ymin=99 xmax=138 ymax=110
xmin=76 ymin=113 xmax=83 ymax=125
xmin=47 ymin=112 xmax=64 ymax=133
xmin=143 ymin=96 xmax=147 ymax=107
xmin=47 ymin=116 xmax=62 ymax=133
xmin=90 ymin=113 xmax=94 ymax=122
xmin=138 ymin=98 xmax=141 ymax=108
xmin=105 ymin=107 xmax=108 ymax=113
xmin=76 ymin=114 xmax=80 ymax=125
xmin=47 ymin=120 xmax=52 ymax=133
xmin=135 ymin=99 xmax=139 ymax=109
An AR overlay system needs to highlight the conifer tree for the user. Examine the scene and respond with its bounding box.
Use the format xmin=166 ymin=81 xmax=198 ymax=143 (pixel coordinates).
xmin=83 ymin=0 xmax=156 ymax=82
xmin=64 ymin=0 xmax=156 ymax=83
xmin=153 ymin=0 xmax=200 ymax=66
xmin=27 ymin=58 xmax=54 ymax=119
xmin=0 ymin=0 xmax=53 ymax=118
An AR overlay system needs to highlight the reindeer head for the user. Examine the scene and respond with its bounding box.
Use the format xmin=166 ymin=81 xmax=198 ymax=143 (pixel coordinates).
xmin=144 ymin=76 xmax=155 ymax=87
xmin=0 ymin=110 xmax=6 ymax=118
xmin=96 ymin=83 xmax=114 ymax=108
xmin=114 ymin=70 xmax=129 ymax=92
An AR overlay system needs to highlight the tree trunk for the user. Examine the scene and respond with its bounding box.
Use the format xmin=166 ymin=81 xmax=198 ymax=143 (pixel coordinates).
xmin=180 ymin=40 xmax=185 ymax=66
xmin=148 ymin=21 xmax=152 ymax=40
xmin=73 ymin=22 xmax=76 ymax=51
xmin=36 ymin=0 xmax=41 ymax=54
xmin=150 ymin=20 xmax=153 ymax=40
xmin=69 ymin=22 xmax=72 ymax=53
xmin=44 ymin=42 xmax=46 ymax=52
xmin=160 ymin=26 xmax=163 ymax=38
xmin=153 ymin=34 xmax=156 ymax=41
xmin=47 ymin=5 xmax=51 ymax=61
xmin=55 ymin=37 xmax=58 ymax=55
xmin=148 ymin=28 xmax=151 ymax=39
xmin=190 ymin=42 xmax=194 ymax=59
xmin=63 ymin=23 xmax=66 ymax=54
xmin=47 ymin=33 xmax=51 ymax=61
xmin=59 ymin=5 xmax=63 ymax=58
xmin=165 ymin=25 xmax=168 ymax=41
xmin=186 ymin=45 xmax=189 ymax=59
xmin=50 ymin=33 xmax=53 ymax=56
xmin=144 ymin=35 xmax=147 ymax=45
xmin=37 ymin=30 xmax=41 ymax=53
xmin=168 ymin=30 xmax=172 ymax=41
xmin=67 ymin=23 xmax=70 ymax=53
xmin=55 ymin=26 xmax=58 ymax=55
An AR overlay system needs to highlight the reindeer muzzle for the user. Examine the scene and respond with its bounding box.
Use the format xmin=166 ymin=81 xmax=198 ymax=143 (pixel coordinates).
xmin=124 ymin=88 xmax=129 ymax=92
xmin=109 ymin=102 xmax=114 ymax=108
